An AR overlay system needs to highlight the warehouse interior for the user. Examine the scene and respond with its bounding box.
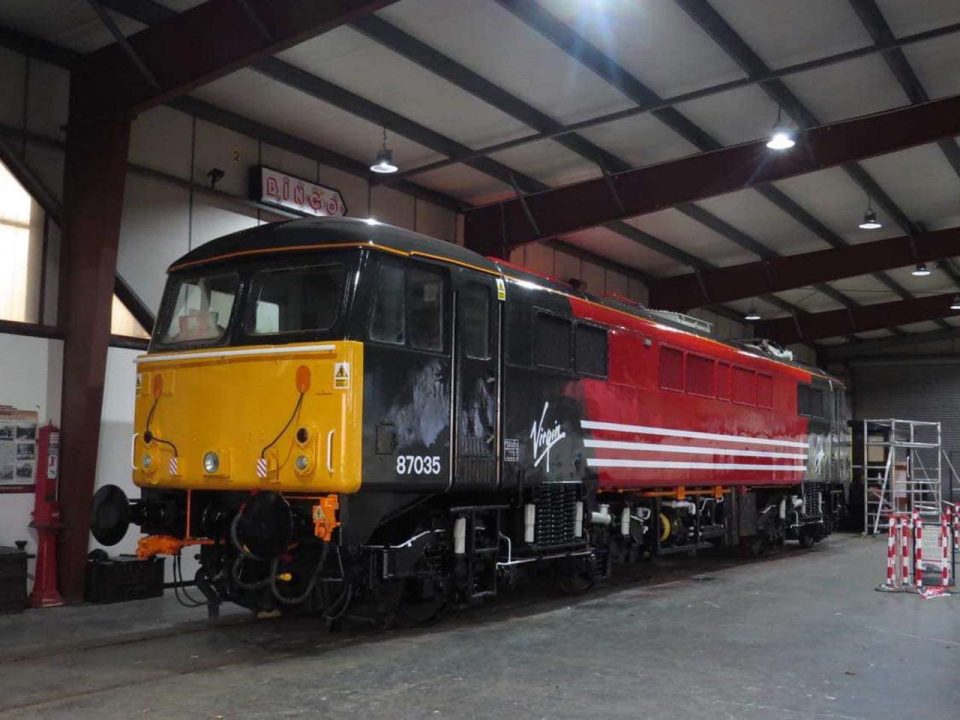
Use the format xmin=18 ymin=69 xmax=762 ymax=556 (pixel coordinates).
xmin=0 ymin=1 xmax=959 ymax=718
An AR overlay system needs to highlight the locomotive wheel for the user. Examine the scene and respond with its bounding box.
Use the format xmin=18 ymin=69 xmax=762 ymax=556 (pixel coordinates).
xmin=798 ymin=529 xmax=816 ymax=549
xmin=559 ymin=553 xmax=600 ymax=595
xmin=392 ymin=577 xmax=448 ymax=627
xmin=558 ymin=571 xmax=594 ymax=595
xmin=740 ymin=536 xmax=766 ymax=557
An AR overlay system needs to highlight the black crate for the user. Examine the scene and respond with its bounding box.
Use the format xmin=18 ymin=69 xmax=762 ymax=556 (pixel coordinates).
xmin=85 ymin=555 xmax=165 ymax=604
xmin=0 ymin=547 xmax=28 ymax=614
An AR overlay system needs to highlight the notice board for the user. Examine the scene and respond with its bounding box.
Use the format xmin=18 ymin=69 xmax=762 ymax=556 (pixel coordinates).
xmin=0 ymin=406 xmax=38 ymax=493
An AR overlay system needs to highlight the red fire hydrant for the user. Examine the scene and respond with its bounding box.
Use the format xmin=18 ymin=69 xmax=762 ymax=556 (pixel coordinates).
xmin=29 ymin=423 xmax=64 ymax=607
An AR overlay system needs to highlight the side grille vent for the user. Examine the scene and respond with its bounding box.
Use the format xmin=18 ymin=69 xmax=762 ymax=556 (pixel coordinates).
xmin=803 ymin=484 xmax=823 ymax=519
xmin=533 ymin=484 xmax=578 ymax=547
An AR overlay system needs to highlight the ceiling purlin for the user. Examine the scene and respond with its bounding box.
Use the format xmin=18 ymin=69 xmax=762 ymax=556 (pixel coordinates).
xmin=354 ymin=10 xmax=821 ymax=325
xmin=848 ymin=0 xmax=960 ymax=293
xmin=673 ymin=0 xmax=955 ymax=334
xmin=491 ymin=0 xmax=865 ymax=322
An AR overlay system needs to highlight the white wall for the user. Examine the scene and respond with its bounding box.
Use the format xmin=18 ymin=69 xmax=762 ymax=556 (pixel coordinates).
xmin=0 ymin=333 xmax=63 ymax=587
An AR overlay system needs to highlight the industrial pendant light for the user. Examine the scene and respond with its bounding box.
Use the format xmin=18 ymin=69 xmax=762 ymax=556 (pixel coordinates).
xmin=858 ymin=197 xmax=882 ymax=230
xmin=744 ymin=307 xmax=761 ymax=321
xmin=912 ymin=262 xmax=931 ymax=277
xmin=766 ymin=106 xmax=795 ymax=151
xmin=951 ymin=295 xmax=960 ymax=311
xmin=370 ymin=128 xmax=398 ymax=174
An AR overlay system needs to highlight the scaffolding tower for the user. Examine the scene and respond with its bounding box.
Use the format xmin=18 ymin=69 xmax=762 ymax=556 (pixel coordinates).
xmin=854 ymin=419 xmax=942 ymax=536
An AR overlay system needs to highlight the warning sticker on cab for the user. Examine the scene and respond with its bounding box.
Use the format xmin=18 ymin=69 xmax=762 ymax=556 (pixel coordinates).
xmin=334 ymin=362 xmax=350 ymax=389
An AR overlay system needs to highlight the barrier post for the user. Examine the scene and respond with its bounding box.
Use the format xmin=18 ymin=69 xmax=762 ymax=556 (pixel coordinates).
xmin=913 ymin=511 xmax=924 ymax=590
xmin=941 ymin=512 xmax=950 ymax=587
xmin=900 ymin=514 xmax=911 ymax=587
xmin=884 ymin=515 xmax=897 ymax=589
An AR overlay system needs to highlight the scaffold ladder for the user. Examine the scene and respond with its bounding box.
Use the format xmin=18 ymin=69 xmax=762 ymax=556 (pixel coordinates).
xmin=857 ymin=419 xmax=942 ymax=535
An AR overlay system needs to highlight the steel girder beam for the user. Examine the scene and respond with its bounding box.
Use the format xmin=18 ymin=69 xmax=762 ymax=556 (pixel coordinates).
xmin=107 ymin=2 xmax=697 ymax=312
xmin=482 ymin=0 xmax=933 ymax=320
xmin=674 ymin=0 xmax=945 ymax=316
xmin=649 ymin=226 xmax=960 ymax=310
xmin=72 ymin=0 xmax=398 ymax=120
xmin=381 ymin=17 xmax=960 ymax=183
xmin=0 ymin=21 xmax=467 ymax=214
xmin=754 ymin=294 xmax=960 ymax=345
xmin=57 ymin=115 xmax=132 ymax=602
xmin=373 ymin=2 xmax=841 ymax=323
xmin=462 ymin=90 xmax=960 ymax=253
xmin=822 ymin=327 xmax=960 ymax=360
xmin=848 ymin=0 xmax=960 ymax=296
xmin=503 ymin=0 xmax=911 ymax=309
xmin=850 ymin=0 xmax=960 ymax=180
xmin=353 ymin=13 xmax=817 ymax=318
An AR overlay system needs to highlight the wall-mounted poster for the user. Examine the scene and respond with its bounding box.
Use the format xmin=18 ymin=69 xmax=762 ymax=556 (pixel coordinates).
xmin=0 ymin=406 xmax=38 ymax=493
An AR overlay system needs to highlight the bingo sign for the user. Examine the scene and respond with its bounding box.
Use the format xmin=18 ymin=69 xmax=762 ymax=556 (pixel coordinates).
xmin=251 ymin=165 xmax=347 ymax=218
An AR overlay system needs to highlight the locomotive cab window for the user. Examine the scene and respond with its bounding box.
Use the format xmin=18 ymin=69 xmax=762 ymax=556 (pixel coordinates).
xmin=534 ymin=311 xmax=572 ymax=371
xmin=369 ymin=263 xmax=406 ymax=345
xmin=461 ymin=284 xmax=490 ymax=359
xmin=369 ymin=262 xmax=446 ymax=351
xmin=158 ymin=273 xmax=238 ymax=346
xmin=407 ymin=268 xmax=444 ymax=351
xmin=246 ymin=263 xmax=345 ymax=335
xmin=575 ymin=324 xmax=607 ymax=378
xmin=798 ymin=384 xmax=826 ymax=418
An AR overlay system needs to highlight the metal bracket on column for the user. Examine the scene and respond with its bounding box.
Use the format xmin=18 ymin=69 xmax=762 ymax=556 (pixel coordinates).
xmin=601 ymin=166 xmax=626 ymax=215
xmin=791 ymin=313 xmax=805 ymax=342
xmin=761 ymin=259 xmax=776 ymax=293
xmin=509 ymin=173 xmax=541 ymax=238
xmin=693 ymin=269 xmax=711 ymax=306
xmin=235 ymin=0 xmax=274 ymax=42
xmin=86 ymin=0 xmax=161 ymax=91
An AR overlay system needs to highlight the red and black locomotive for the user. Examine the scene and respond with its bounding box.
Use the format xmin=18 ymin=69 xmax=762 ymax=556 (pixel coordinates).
xmin=91 ymin=217 xmax=850 ymax=620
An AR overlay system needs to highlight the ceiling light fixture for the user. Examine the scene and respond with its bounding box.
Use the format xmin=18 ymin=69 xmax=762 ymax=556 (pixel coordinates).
xmin=912 ymin=262 xmax=932 ymax=277
xmin=951 ymin=295 xmax=960 ymax=311
xmin=744 ymin=308 xmax=761 ymax=321
xmin=370 ymin=127 xmax=398 ymax=174
xmin=858 ymin=197 xmax=882 ymax=230
xmin=766 ymin=106 xmax=795 ymax=151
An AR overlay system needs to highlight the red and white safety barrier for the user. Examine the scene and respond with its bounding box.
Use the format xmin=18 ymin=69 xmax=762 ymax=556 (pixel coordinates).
xmin=878 ymin=510 xmax=953 ymax=593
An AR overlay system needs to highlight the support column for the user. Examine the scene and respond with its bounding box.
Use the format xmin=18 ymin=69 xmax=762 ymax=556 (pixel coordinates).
xmin=56 ymin=96 xmax=131 ymax=602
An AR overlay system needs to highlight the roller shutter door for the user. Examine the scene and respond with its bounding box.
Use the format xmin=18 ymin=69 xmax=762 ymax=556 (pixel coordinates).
xmin=851 ymin=360 xmax=960 ymax=494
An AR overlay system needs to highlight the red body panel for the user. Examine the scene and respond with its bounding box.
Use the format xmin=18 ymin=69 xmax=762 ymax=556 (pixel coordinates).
xmin=569 ymin=298 xmax=814 ymax=490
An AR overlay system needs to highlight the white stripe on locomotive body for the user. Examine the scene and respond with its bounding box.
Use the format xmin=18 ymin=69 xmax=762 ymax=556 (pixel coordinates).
xmin=580 ymin=420 xmax=808 ymax=449
xmin=583 ymin=439 xmax=807 ymax=460
xmin=586 ymin=459 xmax=807 ymax=471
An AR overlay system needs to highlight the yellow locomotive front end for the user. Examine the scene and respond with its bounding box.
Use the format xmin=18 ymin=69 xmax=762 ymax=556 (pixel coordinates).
xmin=133 ymin=341 xmax=363 ymax=495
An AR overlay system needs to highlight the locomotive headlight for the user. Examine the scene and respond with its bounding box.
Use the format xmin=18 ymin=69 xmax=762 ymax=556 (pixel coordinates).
xmin=142 ymin=453 xmax=154 ymax=471
xmin=203 ymin=451 xmax=220 ymax=474
xmin=295 ymin=454 xmax=311 ymax=472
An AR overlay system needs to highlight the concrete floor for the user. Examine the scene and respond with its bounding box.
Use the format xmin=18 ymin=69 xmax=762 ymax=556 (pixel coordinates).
xmin=0 ymin=535 xmax=957 ymax=719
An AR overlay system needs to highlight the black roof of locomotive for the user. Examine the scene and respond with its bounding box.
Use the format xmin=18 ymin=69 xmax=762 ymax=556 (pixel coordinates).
xmin=168 ymin=217 xmax=838 ymax=382
xmin=168 ymin=216 xmax=502 ymax=274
